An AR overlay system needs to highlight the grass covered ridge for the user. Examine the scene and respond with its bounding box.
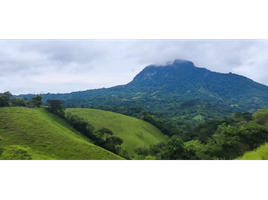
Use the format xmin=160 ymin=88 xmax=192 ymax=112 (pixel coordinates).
xmin=66 ymin=108 xmax=168 ymax=154
xmin=236 ymin=143 xmax=268 ymax=160
xmin=0 ymin=107 xmax=123 ymax=160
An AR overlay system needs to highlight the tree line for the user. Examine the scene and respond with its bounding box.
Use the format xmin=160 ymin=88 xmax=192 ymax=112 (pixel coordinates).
xmin=0 ymin=91 xmax=43 ymax=108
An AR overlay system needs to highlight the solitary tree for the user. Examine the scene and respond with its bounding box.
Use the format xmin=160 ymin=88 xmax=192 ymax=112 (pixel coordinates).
xmin=32 ymin=95 xmax=43 ymax=108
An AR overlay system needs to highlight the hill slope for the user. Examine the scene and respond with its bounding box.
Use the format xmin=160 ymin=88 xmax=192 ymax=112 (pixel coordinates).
xmin=0 ymin=107 xmax=123 ymax=160
xmin=66 ymin=108 xmax=168 ymax=154
xmin=236 ymin=143 xmax=268 ymax=160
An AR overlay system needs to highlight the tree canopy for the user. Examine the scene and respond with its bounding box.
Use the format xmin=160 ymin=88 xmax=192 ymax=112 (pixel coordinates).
xmin=46 ymin=99 xmax=65 ymax=118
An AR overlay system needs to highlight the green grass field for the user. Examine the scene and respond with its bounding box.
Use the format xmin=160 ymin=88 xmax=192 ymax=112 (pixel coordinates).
xmin=236 ymin=143 xmax=268 ymax=160
xmin=0 ymin=107 xmax=123 ymax=160
xmin=66 ymin=108 xmax=168 ymax=154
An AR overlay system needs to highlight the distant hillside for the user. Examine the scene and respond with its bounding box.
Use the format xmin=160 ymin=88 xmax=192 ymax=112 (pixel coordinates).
xmin=0 ymin=107 xmax=123 ymax=160
xmin=66 ymin=108 xmax=168 ymax=154
xmin=18 ymin=59 xmax=268 ymax=123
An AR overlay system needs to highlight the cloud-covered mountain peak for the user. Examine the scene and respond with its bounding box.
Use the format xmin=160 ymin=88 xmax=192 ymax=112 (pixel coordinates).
xmin=173 ymin=59 xmax=194 ymax=66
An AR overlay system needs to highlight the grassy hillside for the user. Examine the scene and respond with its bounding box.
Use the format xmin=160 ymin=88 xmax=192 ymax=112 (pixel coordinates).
xmin=236 ymin=143 xmax=268 ymax=160
xmin=0 ymin=107 xmax=123 ymax=160
xmin=66 ymin=108 xmax=168 ymax=154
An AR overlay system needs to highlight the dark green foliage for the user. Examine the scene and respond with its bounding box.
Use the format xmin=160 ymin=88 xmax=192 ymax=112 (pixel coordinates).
xmin=132 ymin=108 xmax=268 ymax=160
xmin=2 ymin=91 xmax=12 ymax=102
xmin=160 ymin=138 xmax=198 ymax=160
xmin=65 ymin=112 xmax=95 ymax=138
xmin=94 ymin=127 xmax=124 ymax=154
xmin=148 ymin=141 xmax=166 ymax=159
xmin=0 ymin=91 xmax=12 ymax=107
xmin=0 ymin=91 xmax=27 ymax=108
xmin=205 ymin=124 xmax=245 ymax=160
xmin=46 ymin=99 xmax=65 ymax=118
xmin=32 ymin=95 xmax=43 ymax=108
xmin=139 ymin=110 xmax=178 ymax=137
xmin=104 ymin=136 xmax=124 ymax=153
xmin=253 ymin=108 xmax=268 ymax=125
xmin=191 ymin=115 xmax=268 ymax=160
xmin=95 ymin=127 xmax=113 ymax=139
xmin=0 ymin=148 xmax=3 ymax=157
xmin=118 ymin=149 xmax=131 ymax=160
xmin=0 ymin=95 xmax=6 ymax=107
xmin=241 ymin=112 xmax=253 ymax=121
xmin=11 ymin=97 xmax=26 ymax=107
xmin=135 ymin=145 xmax=149 ymax=156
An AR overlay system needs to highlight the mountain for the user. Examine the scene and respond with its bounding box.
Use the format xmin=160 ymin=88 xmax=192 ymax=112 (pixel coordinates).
xmin=18 ymin=59 xmax=268 ymax=124
xmin=128 ymin=59 xmax=268 ymax=108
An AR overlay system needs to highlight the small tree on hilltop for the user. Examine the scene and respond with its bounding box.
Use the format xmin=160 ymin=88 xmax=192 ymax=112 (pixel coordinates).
xmin=32 ymin=95 xmax=43 ymax=108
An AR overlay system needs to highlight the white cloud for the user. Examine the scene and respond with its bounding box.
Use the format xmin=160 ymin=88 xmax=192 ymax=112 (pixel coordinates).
xmin=1 ymin=40 xmax=268 ymax=95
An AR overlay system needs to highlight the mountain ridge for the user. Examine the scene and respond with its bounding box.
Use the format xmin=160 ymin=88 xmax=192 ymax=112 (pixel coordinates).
xmin=17 ymin=59 xmax=268 ymax=123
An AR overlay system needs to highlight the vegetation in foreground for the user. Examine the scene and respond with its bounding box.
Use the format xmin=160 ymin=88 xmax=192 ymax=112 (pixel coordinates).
xmin=0 ymin=107 xmax=123 ymax=160
xmin=1 ymin=91 xmax=268 ymax=160
xmin=236 ymin=143 xmax=268 ymax=160
xmin=131 ymin=108 xmax=268 ymax=160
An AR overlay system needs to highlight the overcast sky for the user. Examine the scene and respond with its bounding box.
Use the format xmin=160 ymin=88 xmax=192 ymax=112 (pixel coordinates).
xmin=1 ymin=39 xmax=268 ymax=95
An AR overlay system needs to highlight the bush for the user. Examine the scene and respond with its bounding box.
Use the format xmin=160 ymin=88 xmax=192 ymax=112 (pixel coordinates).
xmin=134 ymin=145 xmax=149 ymax=156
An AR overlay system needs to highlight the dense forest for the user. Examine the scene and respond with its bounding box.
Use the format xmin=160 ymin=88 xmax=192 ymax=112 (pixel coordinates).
xmin=1 ymin=91 xmax=268 ymax=160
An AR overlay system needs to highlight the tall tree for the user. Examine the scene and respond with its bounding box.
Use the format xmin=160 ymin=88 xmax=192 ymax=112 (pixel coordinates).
xmin=32 ymin=95 xmax=43 ymax=108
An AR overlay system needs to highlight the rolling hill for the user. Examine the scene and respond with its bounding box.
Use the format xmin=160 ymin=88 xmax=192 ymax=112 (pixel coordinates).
xmin=0 ymin=107 xmax=123 ymax=160
xmin=66 ymin=108 xmax=168 ymax=154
